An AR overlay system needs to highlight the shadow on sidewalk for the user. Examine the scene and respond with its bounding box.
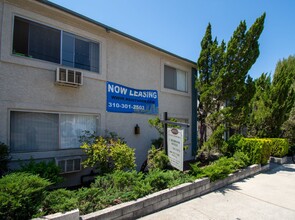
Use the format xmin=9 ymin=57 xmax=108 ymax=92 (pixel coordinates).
xmin=265 ymin=163 xmax=295 ymax=175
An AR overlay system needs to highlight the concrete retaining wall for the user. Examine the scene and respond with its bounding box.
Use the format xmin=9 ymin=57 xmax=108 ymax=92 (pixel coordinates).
xmin=269 ymin=156 xmax=288 ymax=164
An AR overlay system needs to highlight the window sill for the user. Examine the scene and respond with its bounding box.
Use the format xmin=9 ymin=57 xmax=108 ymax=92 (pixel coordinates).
xmin=10 ymin=148 xmax=84 ymax=161
xmin=161 ymin=87 xmax=191 ymax=97
xmin=1 ymin=53 xmax=107 ymax=81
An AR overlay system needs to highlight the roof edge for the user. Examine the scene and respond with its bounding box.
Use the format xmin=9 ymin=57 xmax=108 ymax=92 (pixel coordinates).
xmin=36 ymin=0 xmax=196 ymax=65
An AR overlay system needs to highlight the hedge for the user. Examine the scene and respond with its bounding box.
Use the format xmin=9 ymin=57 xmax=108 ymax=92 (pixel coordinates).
xmin=267 ymin=138 xmax=289 ymax=157
xmin=0 ymin=172 xmax=51 ymax=219
xmin=237 ymin=138 xmax=272 ymax=165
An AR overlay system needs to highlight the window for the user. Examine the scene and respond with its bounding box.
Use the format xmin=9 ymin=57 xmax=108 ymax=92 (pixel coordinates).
xmin=164 ymin=65 xmax=188 ymax=92
xmin=13 ymin=16 xmax=100 ymax=73
xmin=10 ymin=111 xmax=97 ymax=152
xmin=62 ymin=32 xmax=99 ymax=72
xmin=13 ymin=16 xmax=61 ymax=63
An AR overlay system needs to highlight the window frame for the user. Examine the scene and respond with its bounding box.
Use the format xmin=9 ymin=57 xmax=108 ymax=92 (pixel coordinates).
xmin=12 ymin=15 xmax=101 ymax=74
xmin=161 ymin=61 xmax=191 ymax=96
xmin=9 ymin=110 xmax=99 ymax=153
xmin=164 ymin=65 xmax=188 ymax=92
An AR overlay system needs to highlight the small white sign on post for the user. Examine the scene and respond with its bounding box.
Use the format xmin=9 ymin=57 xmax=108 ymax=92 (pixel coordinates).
xmin=167 ymin=127 xmax=184 ymax=171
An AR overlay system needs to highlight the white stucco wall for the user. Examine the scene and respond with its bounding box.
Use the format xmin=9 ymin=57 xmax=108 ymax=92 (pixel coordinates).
xmin=0 ymin=0 xmax=196 ymax=185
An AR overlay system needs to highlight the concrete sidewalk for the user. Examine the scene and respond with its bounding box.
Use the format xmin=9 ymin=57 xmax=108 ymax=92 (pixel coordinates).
xmin=140 ymin=163 xmax=295 ymax=220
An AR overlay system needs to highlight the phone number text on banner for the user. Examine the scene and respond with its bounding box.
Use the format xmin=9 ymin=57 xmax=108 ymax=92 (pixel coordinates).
xmin=106 ymin=81 xmax=158 ymax=114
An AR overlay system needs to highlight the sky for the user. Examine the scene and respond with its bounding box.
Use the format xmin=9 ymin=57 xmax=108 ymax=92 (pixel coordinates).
xmin=50 ymin=0 xmax=295 ymax=79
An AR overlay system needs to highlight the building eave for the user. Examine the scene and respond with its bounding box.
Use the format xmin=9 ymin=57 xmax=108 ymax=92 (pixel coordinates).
xmin=36 ymin=0 xmax=197 ymax=66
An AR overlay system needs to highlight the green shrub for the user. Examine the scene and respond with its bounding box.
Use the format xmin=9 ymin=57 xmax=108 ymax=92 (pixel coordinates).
xmin=237 ymin=138 xmax=271 ymax=165
xmin=200 ymin=158 xmax=235 ymax=181
xmin=0 ymin=172 xmax=51 ymax=220
xmin=147 ymin=145 xmax=169 ymax=171
xmin=92 ymin=170 xmax=144 ymax=191
xmin=77 ymin=187 xmax=107 ymax=215
xmin=81 ymin=136 xmax=136 ymax=174
xmin=190 ymin=156 xmax=247 ymax=182
xmin=19 ymin=158 xmax=63 ymax=184
xmin=0 ymin=142 xmax=9 ymax=177
xmin=267 ymin=138 xmax=289 ymax=157
xmin=144 ymin=169 xmax=194 ymax=192
xmin=233 ymin=151 xmax=250 ymax=167
xmin=41 ymin=189 xmax=78 ymax=215
xmin=91 ymin=170 xmax=151 ymax=201
xmin=223 ymin=134 xmax=243 ymax=156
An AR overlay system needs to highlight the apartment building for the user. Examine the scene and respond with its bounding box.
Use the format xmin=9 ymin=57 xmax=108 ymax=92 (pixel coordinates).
xmin=0 ymin=0 xmax=197 ymax=185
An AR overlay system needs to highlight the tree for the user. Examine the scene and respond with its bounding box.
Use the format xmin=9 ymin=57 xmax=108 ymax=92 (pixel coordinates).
xmin=282 ymin=106 xmax=295 ymax=147
xmin=268 ymin=56 xmax=295 ymax=137
xmin=247 ymin=56 xmax=295 ymax=138
xmin=247 ymin=73 xmax=272 ymax=137
xmin=196 ymin=13 xmax=266 ymax=156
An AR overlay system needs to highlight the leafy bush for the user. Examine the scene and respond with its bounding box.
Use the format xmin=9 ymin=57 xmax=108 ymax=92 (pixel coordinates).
xmin=282 ymin=107 xmax=295 ymax=147
xmin=0 ymin=172 xmax=51 ymax=220
xmin=144 ymin=169 xmax=194 ymax=192
xmin=41 ymin=189 xmax=78 ymax=215
xmin=233 ymin=151 xmax=250 ymax=167
xmin=147 ymin=145 xmax=169 ymax=171
xmin=0 ymin=142 xmax=9 ymax=176
xmin=81 ymin=136 xmax=136 ymax=174
xmin=77 ymin=187 xmax=107 ymax=215
xmin=267 ymin=138 xmax=289 ymax=157
xmin=223 ymin=134 xmax=243 ymax=156
xmin=93 ymin=170 xmax=151 ymax=200
xmin=19 ymin=158 xmax=63 ymax=184
xmin=190 ymin=156 xmax=248 ymax=182
xmin=92 ymin=170 xmax=143 ymax=190
xmin=237 ymin=138 xmax=271 ymax=165
xmin=198 ymin=125 xmax=227 ymax=159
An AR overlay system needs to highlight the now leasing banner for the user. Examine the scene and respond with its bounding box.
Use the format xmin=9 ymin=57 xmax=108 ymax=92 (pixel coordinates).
xmin=167 ymin=128 xmax=184 ymax=171
xmin=106 ymin=81 xmax=158 ymax=114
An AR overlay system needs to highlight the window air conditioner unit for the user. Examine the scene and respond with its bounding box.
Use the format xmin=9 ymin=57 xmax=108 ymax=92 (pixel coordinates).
xmin=56 ymin=67 xmax=83 ymax=87
xmin=55 ymin=157 xmax=82 ymax=174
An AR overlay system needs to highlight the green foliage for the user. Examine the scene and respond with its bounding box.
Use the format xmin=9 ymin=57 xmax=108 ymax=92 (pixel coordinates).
xmin=144 ymin=169 xmax=194 ymax=192
xmin=0 ymin=172 xmax=51 ymax=220
xmin=192 ymin=151 xmax=250 ymax=182
xmin=233 ymin=151 xmax=250 ymax=167
xmin=41 ymin=189 xmax=78 ymax=215
xmin=268 ymin=56 xmax=295 ymax=137
xmin=199 ymin=124 xmax=227 ymax=157
xmin=91 ymin=170 xmax=151 ymax=201
xmin=268 ymin=138 xmax=289 ymax=158
xmin=247 ymin=73 xmax=272 ymax=137
xmin=223 ymin=134 xmax=243 ymax=156
xmin=249 ymin=56 xmax=295 ymax=137
xmin=19 ymin=158 xmax=63 ymax=184
xmin=190 ymin=156 xmax=248 ymax=182
xmin=76 ymin=187 xmax=108 ymax=215
xmin=196 ymin=14 xmax=265 ymax=151
xmin=148 ymin=117 xmax=165 ymax=136
xmin=147 ymin=145 xmax=169 ymax=171
xmin=282 ymin=106 xmax=295 ymax=147
xmin=148 ymin=117 xmax=178 ymax=149
xmin=0 ymin=142 xmax=9 ymax=176
xmin=237 ymin=138 xmax=271 ymax=165
xmin=81 ymin=135 xmax=135 ymax=174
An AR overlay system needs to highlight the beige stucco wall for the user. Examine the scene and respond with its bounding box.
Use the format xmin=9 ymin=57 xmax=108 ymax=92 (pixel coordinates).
xmin=0 ymin=0 xmax=196 ymax=184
